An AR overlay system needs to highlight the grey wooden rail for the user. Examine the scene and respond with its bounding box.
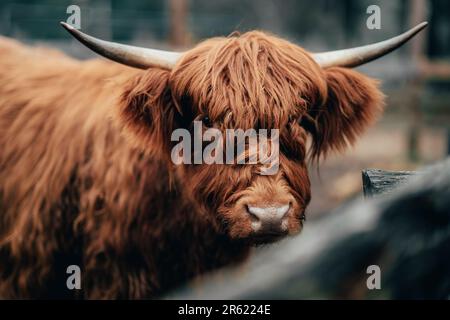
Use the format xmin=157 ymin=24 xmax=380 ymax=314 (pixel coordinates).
xmin=168 ymin=159 xmax=450 ymax=299
xmin=362 ymin=169 xmax=418 ymax=197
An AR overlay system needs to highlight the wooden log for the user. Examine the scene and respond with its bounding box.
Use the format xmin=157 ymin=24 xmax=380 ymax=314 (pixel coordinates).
xmin=362 ymin=169 xmax=418 ymax=197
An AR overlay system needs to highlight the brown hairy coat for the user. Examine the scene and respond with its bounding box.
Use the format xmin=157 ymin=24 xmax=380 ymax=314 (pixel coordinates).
xmin=0 ymin=31 xmax=383 ymax=298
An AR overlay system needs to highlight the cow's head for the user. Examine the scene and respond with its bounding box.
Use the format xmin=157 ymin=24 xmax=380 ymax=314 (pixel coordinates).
xmin=62 ymin=22 xmax=427 ymax=244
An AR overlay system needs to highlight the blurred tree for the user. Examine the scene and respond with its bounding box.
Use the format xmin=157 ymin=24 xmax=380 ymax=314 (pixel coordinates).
xmin=407 ymin=0 xmax=428 ymax=162
xmin=429 ymin=0 xmax=450 ymax=59
xmin=169 ymin=0 xmax=190 ymax=47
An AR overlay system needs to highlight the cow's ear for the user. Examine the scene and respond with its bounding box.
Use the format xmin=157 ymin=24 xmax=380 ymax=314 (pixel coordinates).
xmin=117 ymin=68 xmax=179 ymax=157
xmin=302 ymin=67 xmax=384 ymax=160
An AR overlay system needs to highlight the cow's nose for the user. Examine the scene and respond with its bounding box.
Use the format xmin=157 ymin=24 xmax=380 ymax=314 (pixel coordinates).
xmin=246 ymin=203 xmax=290 ymax=232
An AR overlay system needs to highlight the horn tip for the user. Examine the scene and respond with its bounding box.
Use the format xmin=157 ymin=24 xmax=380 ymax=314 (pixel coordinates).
xmin=60 ymin=21 xmax=75 ymax=31
xmin=417 ymin=21 xmax=429 ymax=30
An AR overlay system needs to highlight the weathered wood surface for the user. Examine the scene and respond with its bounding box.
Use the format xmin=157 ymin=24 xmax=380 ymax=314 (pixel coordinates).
xmin=168 ymin=158 xmax=450 ymax=299
xmin=362 ymin=169 xmax=418 ymax=197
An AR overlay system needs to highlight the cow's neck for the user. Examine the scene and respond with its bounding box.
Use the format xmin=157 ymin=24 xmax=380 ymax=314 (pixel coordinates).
xmin=143 ymin=162 xmax=251 ymax=296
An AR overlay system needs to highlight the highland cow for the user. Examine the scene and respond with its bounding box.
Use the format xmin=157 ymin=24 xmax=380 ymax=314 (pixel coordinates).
xmin=0 ymin=22 xmax=427 ymax=299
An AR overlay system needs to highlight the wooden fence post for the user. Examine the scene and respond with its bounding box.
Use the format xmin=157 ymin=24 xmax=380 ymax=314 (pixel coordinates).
xmin=362 ymin=169 xmax=418 ymax=198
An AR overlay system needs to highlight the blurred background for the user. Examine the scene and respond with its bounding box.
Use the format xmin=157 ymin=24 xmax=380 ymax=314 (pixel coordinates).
xmin=0 ymin=0 xmax=449 ymax=218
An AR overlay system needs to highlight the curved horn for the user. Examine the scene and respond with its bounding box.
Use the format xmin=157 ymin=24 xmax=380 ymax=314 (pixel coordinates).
xmin=60 ymin=22 xmax=183 ymax=70
xmin=313 ymin=22 xmax=428 ymax=68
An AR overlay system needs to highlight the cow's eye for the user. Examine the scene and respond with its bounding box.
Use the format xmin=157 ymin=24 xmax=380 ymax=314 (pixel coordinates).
xmin=202 ymin=116 xmax=212 ymax=127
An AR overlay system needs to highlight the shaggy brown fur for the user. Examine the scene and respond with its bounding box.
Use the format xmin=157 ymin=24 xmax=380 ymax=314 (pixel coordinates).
xmin=0 ymin=31 xmax=383 ymax=299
